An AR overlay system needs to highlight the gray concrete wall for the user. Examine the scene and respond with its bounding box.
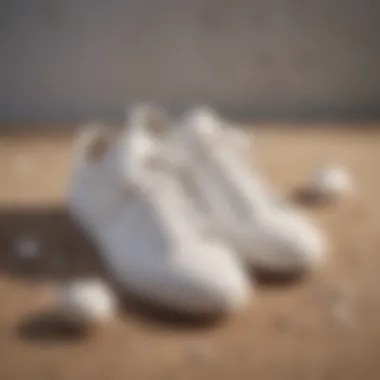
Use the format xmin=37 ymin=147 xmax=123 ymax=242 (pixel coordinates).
xmin=0 ymin=0 xmax=379 ymax=124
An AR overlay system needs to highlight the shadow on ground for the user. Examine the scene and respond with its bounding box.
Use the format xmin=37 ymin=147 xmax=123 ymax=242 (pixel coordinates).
xmin=17 ymin=311 xmax=91 ymax=343
xmin=0 ymin=206 xmax=310 ymax=341
xmin=0 ymin=207 xmax=106 ymax=281
xmin=0 ymin=207 xmax=232 ymax=338
xmin=289 ymin=186 xmax=336 ymax=207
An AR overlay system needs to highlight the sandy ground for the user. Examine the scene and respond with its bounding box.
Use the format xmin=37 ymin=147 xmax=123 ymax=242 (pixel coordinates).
xmin=0 ymin=126 xmax=380 ymax=380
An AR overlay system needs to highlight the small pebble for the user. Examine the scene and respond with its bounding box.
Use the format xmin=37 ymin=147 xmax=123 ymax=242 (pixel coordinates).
xmin=187 ymin=342 xmax=214 ymax=366
xmin=327 ymin=288 xmax=355 ymax=328
xmin=14 ymin=236 xmax=40 ymax=259
xmin=272 ymin=313 xmax=293 ymax=332
xmin=312 ymin=164 xmax=353 ymax=200
xmin=331 ymin=300 xmax=354 ymax=328
xmin=58 ymin=278 xmax=117 ymax=326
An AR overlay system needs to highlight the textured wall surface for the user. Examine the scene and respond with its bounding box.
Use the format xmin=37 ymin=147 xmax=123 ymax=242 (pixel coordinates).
xmin=0 ymin=0 xmax=379 ymax=124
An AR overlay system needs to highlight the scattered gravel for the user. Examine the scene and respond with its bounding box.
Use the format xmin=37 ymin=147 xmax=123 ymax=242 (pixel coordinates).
xmin=14 ymin=235 xmax=40 ymax=259
xmin=331 ymin=299 xmax=354 ymax=328
xmin=187 ymin=342 xmax=214 ymax=366
xmin=327 ymin=288 xmax=355 ymax=329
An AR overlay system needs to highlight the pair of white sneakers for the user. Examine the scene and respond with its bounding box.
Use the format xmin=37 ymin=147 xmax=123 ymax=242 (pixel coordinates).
xmin=67 ymin=106 xmax=327 ymax=316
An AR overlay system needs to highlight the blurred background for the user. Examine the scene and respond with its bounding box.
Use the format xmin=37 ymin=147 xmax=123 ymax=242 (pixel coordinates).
xmin=1 ymin=0 xmax=379 ymax=125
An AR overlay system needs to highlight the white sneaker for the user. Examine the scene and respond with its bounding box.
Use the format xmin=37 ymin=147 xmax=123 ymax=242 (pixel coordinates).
xmin=176 ymin=107 xmax=327 ymax=273
xmin=67 ymin=108 xmax=250 ymax=315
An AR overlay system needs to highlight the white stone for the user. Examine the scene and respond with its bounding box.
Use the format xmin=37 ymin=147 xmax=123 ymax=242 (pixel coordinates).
xmin=313 ymin=164 xmax=353 ymax=199
xmin=58 ymin=279 xmax=117 ymax=324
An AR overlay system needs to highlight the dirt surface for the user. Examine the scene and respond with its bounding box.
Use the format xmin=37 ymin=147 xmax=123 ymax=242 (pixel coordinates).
xmin=0 ymin=126 xmax=380 ymax=380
